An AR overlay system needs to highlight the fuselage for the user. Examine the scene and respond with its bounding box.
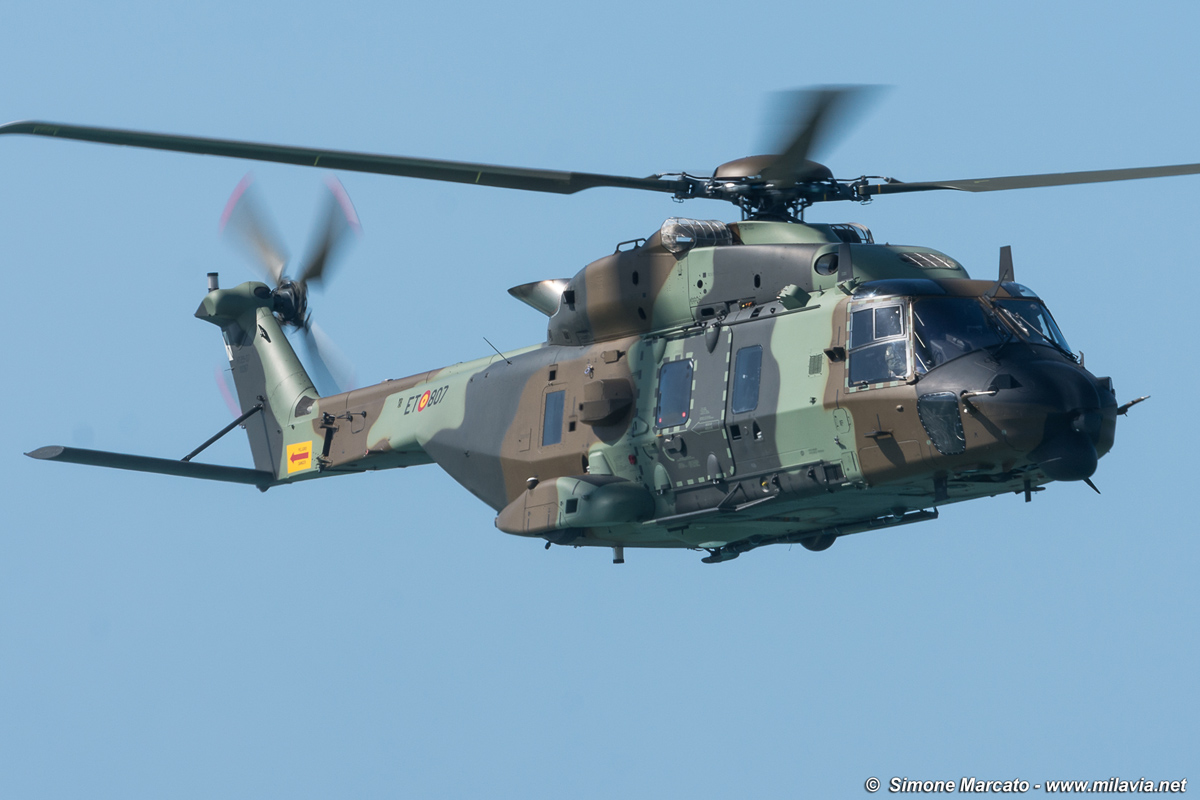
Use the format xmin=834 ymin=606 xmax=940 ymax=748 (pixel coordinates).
xmin=238 ymin=218 xmax=1117 ymax=558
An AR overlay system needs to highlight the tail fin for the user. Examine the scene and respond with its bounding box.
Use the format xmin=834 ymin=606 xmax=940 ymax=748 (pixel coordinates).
xmin=195 ymin=281 xmax=318 ymax=477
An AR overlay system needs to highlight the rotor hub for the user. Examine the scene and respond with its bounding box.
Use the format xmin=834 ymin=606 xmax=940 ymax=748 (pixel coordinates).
xmin=713 ymin=155 xmax=834 ymax=183
xmin=271 ymin=279 xmax=308 ymax=326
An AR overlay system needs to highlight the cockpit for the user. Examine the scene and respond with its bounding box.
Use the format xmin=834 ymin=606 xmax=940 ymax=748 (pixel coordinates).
xmin=846 ymin=279 xmax=1074 ymax=389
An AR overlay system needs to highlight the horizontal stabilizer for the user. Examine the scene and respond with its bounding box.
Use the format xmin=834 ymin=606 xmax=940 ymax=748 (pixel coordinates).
xmin=26 ymin=445 xmax=275 ymax=489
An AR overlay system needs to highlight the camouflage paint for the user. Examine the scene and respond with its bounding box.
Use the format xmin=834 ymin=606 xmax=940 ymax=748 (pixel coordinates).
xmin=40 ymin=218 xmax=1123 ymax=562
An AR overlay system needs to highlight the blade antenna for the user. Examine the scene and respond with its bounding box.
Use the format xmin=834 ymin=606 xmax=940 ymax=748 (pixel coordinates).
xmin=483 ymin=337 xmax=513 ymax=365
xmin=985 ymin=245 xmax=1013 ymax=299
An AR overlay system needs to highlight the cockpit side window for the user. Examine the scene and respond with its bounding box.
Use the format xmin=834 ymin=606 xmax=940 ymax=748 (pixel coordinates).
xmin=847 ymin=302 xmax=909 ymax=387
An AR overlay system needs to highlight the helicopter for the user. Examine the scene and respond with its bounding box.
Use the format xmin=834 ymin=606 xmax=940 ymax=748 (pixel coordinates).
xmin=4 ymin=88 xmax=1172 ymax=564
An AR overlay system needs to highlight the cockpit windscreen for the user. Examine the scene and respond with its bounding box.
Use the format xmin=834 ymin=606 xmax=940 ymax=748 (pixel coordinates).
xmin=911 ymin=297 xmax=1007 ymax=372
xmin=995 ymin=299 xmax=1073 ymax=354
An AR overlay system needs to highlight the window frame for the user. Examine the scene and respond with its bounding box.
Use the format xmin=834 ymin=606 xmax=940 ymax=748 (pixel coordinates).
xmin=846 ymin=299 xmax=912 ymax=390
xmin=541 ymin=388 xmax=566 ymax=446
xmin=730 ymin=345 xmax=763 ymax=414
xmin=654 ymin=359 xmax=694 ymax=429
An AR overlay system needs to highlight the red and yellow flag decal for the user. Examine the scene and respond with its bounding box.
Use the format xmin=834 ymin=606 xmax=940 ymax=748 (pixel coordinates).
xmin=286 ymin=440 xmax=313 ymax=473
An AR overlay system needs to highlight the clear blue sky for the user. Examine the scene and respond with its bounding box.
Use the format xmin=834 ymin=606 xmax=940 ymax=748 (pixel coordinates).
xmin=2 ymin=1 xmax=1195 ymax=797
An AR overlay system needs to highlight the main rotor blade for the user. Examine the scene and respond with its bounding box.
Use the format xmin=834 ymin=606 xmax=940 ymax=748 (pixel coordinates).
xmin=861 ymin=162 xmax=1200 ymax=196
xmin=763 ymin=86 xmax=881 ymax=184
xmin=219 ymin=174 xmax=288 ymax=286
xmin=0 ymin=120 xmax=685 ymax=196
xmin=296 ymin=176 xmax=361 ymax=288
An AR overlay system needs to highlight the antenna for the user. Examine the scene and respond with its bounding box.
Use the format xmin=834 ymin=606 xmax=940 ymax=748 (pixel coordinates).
xmin=483 ymin=336 xmax=512 ymax=365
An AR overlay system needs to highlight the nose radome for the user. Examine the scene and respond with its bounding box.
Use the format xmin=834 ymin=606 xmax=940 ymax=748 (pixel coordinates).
xmin=918 ymin=350 xmax=1114 ymax=481
xmin=1017 ymin=361 xmax=1109 ymax=481
xmin=914 ymin=345 xmax=1118 ymax=481
xmin=1037 ymin=360 xmax=1103 ymax=415
xmin=1031 ymin=430 xmax=1099 ymax=481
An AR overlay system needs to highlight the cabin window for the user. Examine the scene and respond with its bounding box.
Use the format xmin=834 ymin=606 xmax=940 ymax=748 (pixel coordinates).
xmin=731 ymin=346 xmax=762 ymax=414
xmin=542 ymin=390 xmax=565 ymax=446
xmin=848 ymin=302 xmax=909 ymax=386
xmin=655 ymin=360 xmax=693 ymax=428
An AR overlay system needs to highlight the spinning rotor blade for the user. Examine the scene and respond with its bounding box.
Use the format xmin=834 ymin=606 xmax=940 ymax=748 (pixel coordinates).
xmin=220 ymin=174 xmax=288 ymax=286
xmin=296 ymin=176 xmax=361 ymax=288
xmin=9 ymin=104 xmax=1200 ymax=212
xmin=0 ymin=120 xmax=683 ymax=196
xmin=219 ymin=175 xmax=360 ymax=395
xmin=299 ymin=319 xmax=356 ymax=396
xmin=762 ymin=86 xmax=881 ymax=184
xmin=214 ymin=365 xmax=241 ymax=418
xmin=862 ymin=163 xmax=1200 ymax=196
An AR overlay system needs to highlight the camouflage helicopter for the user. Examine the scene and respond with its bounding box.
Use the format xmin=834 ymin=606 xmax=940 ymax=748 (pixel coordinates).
xmin=5 ymin=89 xmax=1173 ymax=564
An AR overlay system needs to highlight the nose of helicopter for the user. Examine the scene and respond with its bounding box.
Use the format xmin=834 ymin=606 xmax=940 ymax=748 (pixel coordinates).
xmin=991 ymin=358 xmax=1119 ymax=481
xmin=1020 ymin=360 xmax=1109 ymax=480
xmin=919 ymin=350 xmax=1118 ymax=481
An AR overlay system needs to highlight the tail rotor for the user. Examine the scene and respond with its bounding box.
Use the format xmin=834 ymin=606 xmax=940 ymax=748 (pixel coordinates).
xmin=220 ymin=173 xmax=360 ymax=395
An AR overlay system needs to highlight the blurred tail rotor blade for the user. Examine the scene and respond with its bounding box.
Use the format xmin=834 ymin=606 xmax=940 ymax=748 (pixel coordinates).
xmin=214 ymin=365 xmax=242 ymax=418
xmin=763 ymin=86 xmax=885 ymax=184
xmin=300 ymin=318 xmax=357 ymax=396
xmin=297 ymin=176 xmax=361 ymax=288
xmin=220 ymin=173 xmax=289 ymax=286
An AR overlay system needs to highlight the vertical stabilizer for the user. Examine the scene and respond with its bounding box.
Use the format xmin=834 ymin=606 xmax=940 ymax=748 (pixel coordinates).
xmin=195 ymin=281 xmax=318 ymax=478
